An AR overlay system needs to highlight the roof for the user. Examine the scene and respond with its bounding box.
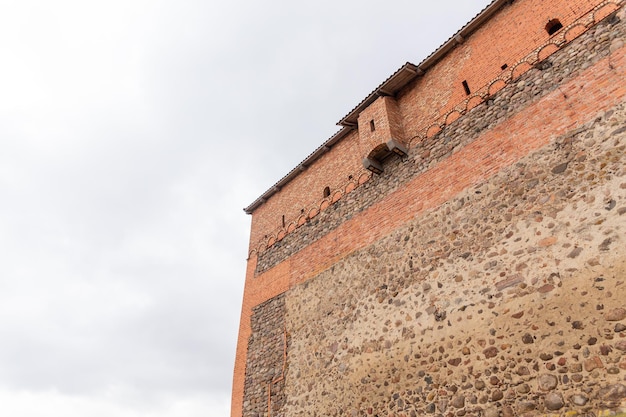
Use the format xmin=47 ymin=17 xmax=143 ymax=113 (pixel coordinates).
xmin=244 ymin=0 xmax=508 ymax=214
xmin=243 ymin=127 xmax=353 ymax=214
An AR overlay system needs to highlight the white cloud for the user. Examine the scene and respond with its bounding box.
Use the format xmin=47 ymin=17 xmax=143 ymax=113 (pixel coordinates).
xmin=0 ymin=388 xmax=229 ymax=417
xmin=0 ymin=0 xmax=491 ymax=415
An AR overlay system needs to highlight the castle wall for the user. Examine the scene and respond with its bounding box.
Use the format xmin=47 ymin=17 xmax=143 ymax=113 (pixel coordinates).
xmin=245 ymin=0 xmax=622 ymax=257
xmin=248 ymin=128 xmax=366 ymax=253
xmin=233 ymin=1 xmax=626 ymax=416
xmin=397 ymin=0 xmax=612 ymax=139
xmin=279 ymin=101 xmax=626 ymax=416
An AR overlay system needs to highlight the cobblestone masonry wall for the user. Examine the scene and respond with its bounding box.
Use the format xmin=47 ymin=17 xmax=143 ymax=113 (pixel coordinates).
xmin=255 ymin=10 xmax=626 ymax=276
xmin=281 ymin=100 xmax=626 ymax=416
xmin=242 ymin=294 xmax=287 ymax=417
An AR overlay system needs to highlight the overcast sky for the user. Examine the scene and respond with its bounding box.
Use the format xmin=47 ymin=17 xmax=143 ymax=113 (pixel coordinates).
xmin=0 ymin=1 xmax=490 ymax=416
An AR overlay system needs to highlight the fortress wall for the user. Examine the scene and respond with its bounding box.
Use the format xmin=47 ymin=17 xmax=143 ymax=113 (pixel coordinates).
xmin=242 ymin=294 xmax=287 ymax=417
xmin=278 ymin=102 xmax=626 ymax=416
xmin=254 ymin=10 xmax=626 ymax=277
xmin=233 ymin=2 xmax=626 ymax=417
xmin=397 ymin=0 xmax=611 ymax=138
xmin=248 ymin=128 xmax=365 ymax=253
xmin=245 ymin=0 xmax=620 ymax=256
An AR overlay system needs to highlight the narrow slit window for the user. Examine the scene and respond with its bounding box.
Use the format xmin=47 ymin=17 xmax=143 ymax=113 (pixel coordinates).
xmin=282 ymin=215 xmax=285 ymax=228
xmin=323 ymin=186 xmax=331 ymax=198
xmin=369 ymin=120 xmax=376 ymax=132
xmin=501 ymin=64 xmax=508 ymax=70
xmin=545 ymin=19 xmax=563 ymax=35
xmin=462 ymin=80 xmax=471 ymax=95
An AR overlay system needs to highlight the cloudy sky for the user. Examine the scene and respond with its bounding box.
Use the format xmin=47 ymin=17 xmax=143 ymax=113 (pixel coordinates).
xmin=0 ymin=1 xmax=490 ymax=416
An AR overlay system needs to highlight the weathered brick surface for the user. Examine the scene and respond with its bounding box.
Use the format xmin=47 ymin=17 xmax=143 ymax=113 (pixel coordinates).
xmin=246 ymin=0 xmax=623 ymax=255
xmin=232 ymin=2 xmax=626 ymax=417
xmin=249 ymin=127 xmax=364 ymax=253
xmin=255 ymin=10 xmax=626 ymax=276
xmin=358 ymin=96 xmax=407 ymax=153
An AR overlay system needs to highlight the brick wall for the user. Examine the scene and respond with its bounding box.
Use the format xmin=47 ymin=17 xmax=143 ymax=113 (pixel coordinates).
xmin=253 ymin=7 xmax=625 ymax=277
xmin=357 ymin=96 xmax=407 ymax=154
xmin=245 ymin=0 xmax=622 ymax=257
xmin=248 ymin=128 xmax=366 ymax=253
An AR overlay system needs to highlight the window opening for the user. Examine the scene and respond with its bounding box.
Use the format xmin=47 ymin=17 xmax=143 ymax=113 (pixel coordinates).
xmin=462 ymin=80 xmax=471 ymax=95
xmin=281 ymin=215 xmax=285 ymax=228
xmin=369 ymin=120 xmax=376 ymax=132
xmin=501 ymin=64 xmax=508 ymax=70
xmin=545 ymin=19 xmax=563 ymax=35
xmin=323 ymin=186 xmax=331 ymax=198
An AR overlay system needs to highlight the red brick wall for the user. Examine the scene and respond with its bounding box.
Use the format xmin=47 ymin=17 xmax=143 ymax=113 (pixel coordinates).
xmin=248 ymin=128 xmax=367 ymax=254
xmin=246 ymin=0 xmax=619 ymax=258
xmin=398 ymin=0 xmax=617 ymax=142
xmin=357 ymin=96 xmax=407 ymax=155
xmin=234 ymin=38 xmax=626 ymax=417
xmin=252 ymin=46 xmax=625 ymax=299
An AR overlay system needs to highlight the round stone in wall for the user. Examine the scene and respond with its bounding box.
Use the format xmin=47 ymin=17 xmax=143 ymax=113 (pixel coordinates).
xmin=570 ymin=394 xmax=588 ymax=406
xmin=599 ymin=384 xmax=626 ymax=401
xmin=483 ymin=406 xmax=499 ymax=417
xmin=538 ymin=374 xmax=558 ymax=391
xmin=544 ymin=392 xmax=564 ymax=410
xmin=605 ymin=308 xmax=626 ymax=321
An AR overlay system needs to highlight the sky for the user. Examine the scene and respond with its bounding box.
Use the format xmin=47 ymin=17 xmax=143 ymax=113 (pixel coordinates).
xmin=0 ymin=1 xmax=490 ymax=416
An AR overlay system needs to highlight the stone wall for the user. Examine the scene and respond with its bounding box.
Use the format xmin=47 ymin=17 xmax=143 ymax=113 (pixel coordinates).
xmin=235 ymin=5 xmax=626 ymax=417
xmin=242 ymin=294 xmax=287 ymax=417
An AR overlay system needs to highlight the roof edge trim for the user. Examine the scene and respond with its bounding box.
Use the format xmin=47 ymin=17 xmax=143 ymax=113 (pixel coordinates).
xmin=243 ymin=127 xmax=354 ymax=214
xmin=244 ymin=0 xmax=510 ymax=214
xmin=337 ymin=0 xmax=508 ymax=127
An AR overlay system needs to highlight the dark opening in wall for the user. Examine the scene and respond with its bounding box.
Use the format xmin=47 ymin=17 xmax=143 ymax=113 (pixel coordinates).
xmin=323 ymin=186 xmax=331 ymax=198
xmin=501 ymin=64 xmax=508 ymax=70
xmin=369 ymin=120 xmax=376 ymax=132
xmin=545 ymin=19 xmax=563 ymax=35
xmin=281 ymin=215 xmax=285 ymax=228
xmin=462 ymin=80 xmax=471 ymax=95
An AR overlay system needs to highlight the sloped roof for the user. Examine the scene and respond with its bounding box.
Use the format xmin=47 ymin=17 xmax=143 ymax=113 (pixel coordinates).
xmin=244 ymin=0 xmax=507 ymax=214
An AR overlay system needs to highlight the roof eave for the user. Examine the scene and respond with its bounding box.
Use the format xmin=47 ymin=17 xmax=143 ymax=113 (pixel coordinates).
xmin=243 ymin=127 xmax=353 ymax=214
xmin=337 ymin=0 xmax=509 ymax=127
xmin=245 ymin=0 xmax=511 ymax=214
